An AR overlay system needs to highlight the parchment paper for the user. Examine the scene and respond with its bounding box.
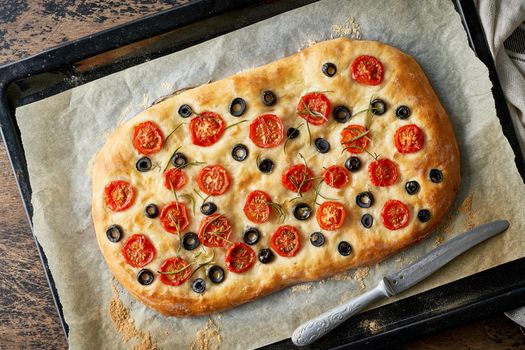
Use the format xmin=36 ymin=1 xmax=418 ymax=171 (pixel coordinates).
xmin=16 ymin=0 xmax=525 ymax=349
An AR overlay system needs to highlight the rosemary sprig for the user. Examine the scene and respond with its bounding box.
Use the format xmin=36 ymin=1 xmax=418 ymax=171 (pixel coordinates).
xmin=283 ymin=123 xmax=304 ymax=154
xmin=298 ymin=99 xmax=328 ymax=121
xmin=224 ymin=119 xmax=248 ymax=131
xmin=341 ymin=130 xmax=370 ymax=144
xmin=312 ymin=180 xmax=340 ymax=209
xmin=178 ymin=161 xmax=206 ymax=170
xmin=305 ymin=119 xmax=313 ymax=145
xmin=201 ymin=214 xmax=225 ymax=235
xmin=168 ymin=213 xmax=182 ymax=256
xmin=193 ymin=188 xmax=205 ymax=201
xmin=364 ymin=150 xmax=381 ymax=161
xmin=181 ymin=194 xmax=196 ymax=215
xmin=265 ymin=201 xmax=287 ymax=223
xmin=168 ymin=177 xmax=179 ymax=202
xmin=163 ymin=145 xmax=182 ymax=173
xmin=163 ymin=123 xmax=184 ymax=148
xmin=158 ymin=249 xmax=215 ymax=276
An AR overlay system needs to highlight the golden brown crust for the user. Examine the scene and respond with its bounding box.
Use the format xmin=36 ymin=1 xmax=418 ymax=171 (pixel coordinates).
xmin=91 ymin=38 xmax=460 ymax=316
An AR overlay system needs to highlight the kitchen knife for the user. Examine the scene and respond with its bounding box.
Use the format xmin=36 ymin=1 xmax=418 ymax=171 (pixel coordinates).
xmin=291 ymin=220 xmax=510 ymax=346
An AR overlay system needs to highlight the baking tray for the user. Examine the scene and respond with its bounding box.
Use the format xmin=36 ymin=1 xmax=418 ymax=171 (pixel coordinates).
xmin=0 ymin=0 xmax=523 ymax=348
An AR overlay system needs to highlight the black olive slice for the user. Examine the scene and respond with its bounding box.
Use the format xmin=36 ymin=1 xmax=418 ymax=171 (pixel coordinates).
xmin=333 ymin=105 xmax=351 ymax=123
xmin=200 ymin=202 xmax=217 ymax=216
xmin=192 ymin=278 xmax=206 ymax=294
xmin=418 ymin=209 xmax=431 ymax=223
xmin=429 ymin=169 xmax=444 ymax=183
xmin=361 ymin=214 xmax=373 ymax=229
xmin=293 ymin=203 xmax=312 ymax=221
xmin=178 ymin=104 xmax=193 ymax=118
xmin=207 ymin=265 xmax=225 ymax=284
xmin=287 ymin=127 xmax=300 ymax=139
xmin=310 ymin=232 xmax=325 ymax=247
xmin=258 ymin=248 xmax=274 ymax=264
xmin=243 ymin=227 xmax=261 ymax=245
xmin=315 ymin=138 xmax=330 ymax=153
xmin=258 ymin=158 xmax=274 ymax=174
xmin=345 ymin=156 xmax=361 ymax=172
xmin=370 ymin=99 xmax=387 ymax=115
xmin=137 ymin=269 xmax=154 ymax=286
xmin=322 ymin=62 xmax=337 ymax=77
xmin=396 ymin=105 xmax=411 ymax=119
xmin=405 ymin=181 xmax=420 ymax=195
xmin=136 ymin=157 xmax=152 ymax=172
xmin=171 ymin=153 xmax=188 ymax=168
xmin=229 ymin=97 xmax=247 ymax=117
xmin=144 ymin=204 xmax=159 ymax=219
xmin=182 ymin=232 xmax=200 ymax=250
xmin=338 ymin=241 xmax=353 ymax=256
xmin=262 ymin=90 xmax=277 ymax=106
xmin=356 ymin=192 xmax=374 ymax=208
xmin=106 ymin=224 xmax=123 ymax=243
xmin=232 ymin=144 xmax=249 ymax=162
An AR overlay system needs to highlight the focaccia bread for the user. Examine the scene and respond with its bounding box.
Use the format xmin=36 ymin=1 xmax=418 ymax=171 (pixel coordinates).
xmin=91 ymin=38 xmax=460 ymax=316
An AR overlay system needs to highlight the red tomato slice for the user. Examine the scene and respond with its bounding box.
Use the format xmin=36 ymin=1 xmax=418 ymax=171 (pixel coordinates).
xmin=316 ymin=201 xmax=346 ymax=231
xmin=159 ymin=201 xmax=190 ymax=233
xmin=121 ymin=234 xmax=155 ymax=268
xmin=381 ymin=199 xmax=410 ymax=230
xmin=159 ymin=256 xmax=192 ymax=286
xmin=297 ymin=92 xmax=331 ymax=126
xmin=225 ymin=242 xmax=256 ymax=273
xmin=368 ymin=158 xmax=399 ymax=187
xmin=351 ymin=55 xmax=384 ymax=86
xmin=198 ymin=214 xmax=232 ymax=248
xmin=104 ymin=180 xmax=136 ymax=212
xmin=341 ymin=125 xmax=370 ymax=154
xmin=249 ymin=114 xmax=284 ymax=148
xmin=197 ymin=165 xmax=231 ymax=196
xmin=243 ymin=190 xmax=271 ymax=224
xmin=163 ymin=168 xmax=187 ymax=191
xmin=270 ymin=225 xmax=301 ymax=257
xmin=282 ymin=164 xmax=315 ymax=193
xmin=394 ymin=124 xmax=425 ymax=154
xmin=323 ymin=165 xmax=350 ymax=189
xmin=190 ymin=111 xmax=226 ymax=147
xmin=132 ymin=121 xmax=164 ymax=155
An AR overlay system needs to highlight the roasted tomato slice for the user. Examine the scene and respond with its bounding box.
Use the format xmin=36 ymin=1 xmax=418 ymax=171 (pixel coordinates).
xmin=270 ymin=225 xmax=301 ymax=257
xmin=282 ymin=164 xmax=315 ymax=193
xmin=323 ymin=165 xmax=350 ymax=189
xmin=341 ymin=125 xmax=370 ymax=154
xmin=190 ymin=111 xmax=226 ymax=147
xmin=394 ymin=124 xmax=425 ymax=154
xmin=198 ymin=214 xmax=232 ymax=248
xmin=160 ymin=201 xmax=190 ymax=233
xmin=368 ymin=158 xmax=399 ymax=187
xmin=225 ymin=242 xmax=256 ymax=273
xmin=163 ymin=168 xmax=187 ymax=191
xmin=121 ymin=234 xmax=155 ymax=268
xmin=249 ymin=114 xmax=284 ymax=148
xmin=351 ymin=55 xmax=384 ymax=86
xmin=197 ymin=165 xmax=231 ymax=196
xmin=316 ymin=201 xmax=347 ymax=231
xmin=104 ymin=180 xmax=136 ymax=212
xmin=297 ymin=92 xmax=331 ymax=126
xmin=159 ymin=256 xmax=192 ymax=286
xmin=132 ymin=121 xmax=164 ymax=155
xmin=381 ymin=199 xmax=410 ymax=230
xmin=243 ymin=190 xmax=271 ymax=224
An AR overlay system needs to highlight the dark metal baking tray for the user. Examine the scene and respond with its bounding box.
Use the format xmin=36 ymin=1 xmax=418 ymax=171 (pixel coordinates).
xmin=0 ymin=0 xmax=523 ymax=348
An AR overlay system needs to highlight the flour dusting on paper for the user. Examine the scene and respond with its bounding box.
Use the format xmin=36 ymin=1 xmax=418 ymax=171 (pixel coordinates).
xmin=331 ymin=17 xmax=362 ymax=39
xmin=353 ymin=267 xmax=370 ymax=290
xmin=190 ymin=319 xmax=222 ymax=350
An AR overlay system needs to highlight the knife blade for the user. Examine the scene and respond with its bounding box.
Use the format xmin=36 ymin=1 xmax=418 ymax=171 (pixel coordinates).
xmin=291 ymin=220 xmax=509 ymax=346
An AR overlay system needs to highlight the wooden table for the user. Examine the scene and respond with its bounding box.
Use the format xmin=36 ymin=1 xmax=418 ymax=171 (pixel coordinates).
xmin=0 ymin=1 xmax=523 ymax=349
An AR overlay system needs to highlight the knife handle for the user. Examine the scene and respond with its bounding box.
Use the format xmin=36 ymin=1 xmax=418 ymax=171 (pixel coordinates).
xmin=291 ymin=280 xmax=389 ymax=346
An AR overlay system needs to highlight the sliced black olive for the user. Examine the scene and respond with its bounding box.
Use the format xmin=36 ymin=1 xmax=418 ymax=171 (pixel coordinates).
xmin=315 ymin=138 xmax=330 ymax=153
xmin=200 ymin=202 xmax=217 ymax=216
xmin=287 ymin=127 xmax=300 ymax=139
xmin=229 ymin=97 xmax=247 ymax=117
xmin=262 ymin=90 xmax=277 ymax=106
xmin=293 ymin=203 xmax=312 ymax=221
xmin=345 ymin=156 xmax=361 ymax=172
xmin=106 ymin=224 xmax=123 ymax=243
xmin=361 ymin=214 xmax=373 ymax=229
xmin=405 ymin=181 xmax=420 ymax=195
xmin=182 ymin=232 xmax=200 ymax=250
xmin=322 ymin=62 xmax=337 ymax=77
xmin=207 ymin=265 xmax=225 ymax=284
xmin=418 ymin=209 xmax=431 ymax=223
xmin=243 ymin=227 xmax=261 ymax=245
xmin=333 ymin=105 xmax=351 ymax=123
xmin=171 ymin=152 xmax=188 ymax=168
xmin=429 ymin=169 xmax=443 ymax=183
xmin=310 ymin=232 xmax=325 ymax=247
xmin=370 ymin=99 xmax=387 ymax=115
xmin=258 ymin=248 xmax=274 ymax=264
xmin=192 ymin=278 xmax=206 ymax=294
xmin=232 ymin=144 xmax=249 ymax=162
xmin=136 ymin=157 xmax=152 ymax=172
xmin=396 ymin=105 xmax=411 ymax=119
xmin=137 ymin=269 xmax=154 ymax=286
xmin=144 ymin=204 xmax=159 ymax=219
xmin=178 ymin=104 xmax=193 ymax=118
xmin=356 ymin=192 xmax=374 ymax=208
xmin=258 ymin=158 xmax=274 ymax=174
xmin=338 ymin=241 xmax=352 ymax=256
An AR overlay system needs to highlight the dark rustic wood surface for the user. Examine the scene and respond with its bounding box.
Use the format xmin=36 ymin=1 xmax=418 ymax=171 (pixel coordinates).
xmin=0 ymin=1 xmax=524 ymax=349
